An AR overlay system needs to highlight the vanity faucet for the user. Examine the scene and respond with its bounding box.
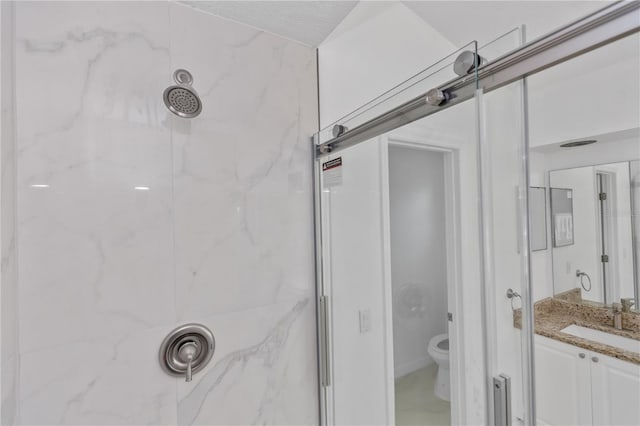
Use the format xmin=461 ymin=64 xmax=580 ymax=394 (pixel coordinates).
xmin=612 ymin=303 xmax=623 ymax=330
xmin=621 ymin=298 xmax=635 ymax=313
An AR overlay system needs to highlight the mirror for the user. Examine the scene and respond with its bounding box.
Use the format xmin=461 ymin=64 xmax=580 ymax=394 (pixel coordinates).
xmin=549 ymin=160 xmax=639 ymax=307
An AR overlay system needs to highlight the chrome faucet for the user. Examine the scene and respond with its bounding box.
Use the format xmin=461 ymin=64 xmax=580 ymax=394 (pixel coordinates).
xmin=621 ymin=298 xmax=635 ymax=313
xmin=612 ymin=303 xmax=623 ymax=330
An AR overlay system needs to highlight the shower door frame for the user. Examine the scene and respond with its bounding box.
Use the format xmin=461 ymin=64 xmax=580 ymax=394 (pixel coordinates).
xmin=313 ymin=2 xmax=640 ymax=425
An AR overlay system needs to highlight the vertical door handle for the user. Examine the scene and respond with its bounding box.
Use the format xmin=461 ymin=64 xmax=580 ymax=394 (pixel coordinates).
xmin=319 ymin=295 xmax=331 ymax=387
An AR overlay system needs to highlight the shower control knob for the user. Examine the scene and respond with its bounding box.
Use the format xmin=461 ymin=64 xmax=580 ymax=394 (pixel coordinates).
xmin=159 ymin=324 xmax=215 ymax=383
xmin=425 ymin=88 xmax=449 ymax=106
xmin=579 ymin=353 xmax=586 ymax=359
xmin=591 ymin=356 xmax=599 ymax=363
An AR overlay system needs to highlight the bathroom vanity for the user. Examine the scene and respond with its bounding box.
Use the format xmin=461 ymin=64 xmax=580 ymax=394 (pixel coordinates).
xmin=535 ymin=334 xmax=639 ymax=426
xmin=514 ymin=292 xmax=640 ymax=425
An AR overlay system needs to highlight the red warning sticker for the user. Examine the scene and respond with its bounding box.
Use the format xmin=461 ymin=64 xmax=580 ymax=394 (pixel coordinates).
xmin=322 ymin=157 xmax=342 ymax=171
xmin=322 ymin=157 xmax=343 ymax=188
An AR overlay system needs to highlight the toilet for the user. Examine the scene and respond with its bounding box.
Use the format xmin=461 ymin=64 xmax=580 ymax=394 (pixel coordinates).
xmin=427 ymin=333 xmax=450 ymax=401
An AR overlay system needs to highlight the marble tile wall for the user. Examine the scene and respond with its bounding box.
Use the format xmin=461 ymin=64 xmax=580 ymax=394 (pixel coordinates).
xmin=168 ymin=3 xmax=318 ymax=424
xmin=12 ymin=1 xmax=318 ymax=424
xmin=1 ymin=1 xmax=18 ymax=424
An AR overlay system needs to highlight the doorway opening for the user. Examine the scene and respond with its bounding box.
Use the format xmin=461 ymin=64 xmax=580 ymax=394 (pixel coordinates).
xmin=387 ymin=143 xmax=452 ymax=426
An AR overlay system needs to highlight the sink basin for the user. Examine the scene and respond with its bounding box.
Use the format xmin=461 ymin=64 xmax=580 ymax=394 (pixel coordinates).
xmin=561 ymin=324 xmax=640 ymax=354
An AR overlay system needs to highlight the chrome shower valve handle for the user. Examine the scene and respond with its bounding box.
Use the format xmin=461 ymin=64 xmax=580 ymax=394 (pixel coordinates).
xmin=178 ymin=341 xmax=198 ymax=382
xmin=159 ymin=323 xmax=215 ymax=383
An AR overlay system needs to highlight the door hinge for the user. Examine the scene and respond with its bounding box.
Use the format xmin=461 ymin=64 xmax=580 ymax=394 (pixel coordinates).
xmin=599 ymin=192 xmax=607 ymax=201
xmin=448 ymin=312 xmax=453 ymax=322
xmin=601 ymin=254 xmax=609 ymax=263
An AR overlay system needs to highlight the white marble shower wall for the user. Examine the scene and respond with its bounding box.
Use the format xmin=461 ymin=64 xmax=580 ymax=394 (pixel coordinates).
xmin=1 ymin=1 xmax=18 ymax=424
xmin=13 ymin=1 xmax=318 ymax=424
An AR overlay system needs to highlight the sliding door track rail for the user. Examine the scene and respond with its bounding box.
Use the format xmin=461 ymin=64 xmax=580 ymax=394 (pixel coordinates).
xmin=315 ymin=0 xmax=640 ymax=157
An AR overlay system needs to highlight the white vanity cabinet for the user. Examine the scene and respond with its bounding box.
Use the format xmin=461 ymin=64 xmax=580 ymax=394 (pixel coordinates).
xmin=535 ymin=335 xmax=592 ymax=426
xmin=535 ymin=335 xmax=640 ymax=426
xmin=590 ymin=350 xmax=640 ymax=425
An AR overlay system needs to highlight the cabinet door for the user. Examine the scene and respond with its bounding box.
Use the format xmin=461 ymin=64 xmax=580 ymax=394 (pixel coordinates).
xmin=590 ymin=353 xmax=640 ymax=426
xmin=535 ymin=336 xmax=592 ymax=426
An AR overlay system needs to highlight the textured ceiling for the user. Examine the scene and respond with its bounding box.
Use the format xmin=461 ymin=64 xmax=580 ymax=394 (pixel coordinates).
xmin=180 ymin=1 xmax=358 ymax=46
xmin=181 ymin=1 xmax=613 ymax=49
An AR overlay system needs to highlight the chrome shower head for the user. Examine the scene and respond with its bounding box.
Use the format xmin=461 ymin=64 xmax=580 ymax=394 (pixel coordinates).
xmin=163 ymin=69 xmax=202 ymax=118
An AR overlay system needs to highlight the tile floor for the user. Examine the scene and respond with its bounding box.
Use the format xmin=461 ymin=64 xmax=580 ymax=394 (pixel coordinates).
xmin=395 ymin=363 xmax=451 ymax=426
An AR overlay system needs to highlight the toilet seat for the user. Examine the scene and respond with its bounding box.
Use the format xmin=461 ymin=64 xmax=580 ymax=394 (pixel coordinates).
xmin=428 ymin=333 xmax=449 ymax=356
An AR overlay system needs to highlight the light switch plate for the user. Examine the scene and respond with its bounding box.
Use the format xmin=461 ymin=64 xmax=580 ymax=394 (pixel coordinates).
xmin=359 ymin=309 xmax=371 ymax=333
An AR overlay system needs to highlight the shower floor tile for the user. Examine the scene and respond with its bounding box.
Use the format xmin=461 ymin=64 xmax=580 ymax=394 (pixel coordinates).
xmin=395 ymin=364 xmax=451 ymax=426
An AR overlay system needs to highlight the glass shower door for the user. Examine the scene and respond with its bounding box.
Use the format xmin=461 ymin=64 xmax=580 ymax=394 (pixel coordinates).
xmin=315 ymin=6 xmax=640 ymax=424
xmin=315 ymin=43 xmax=506 ymax=426
xmin=527 ymin=31 xmax=640 ymax=426
xmin=475 ymin=28 xmax=536 ymax=425
xmin=313 ymin=30 xmax=544 ymax=426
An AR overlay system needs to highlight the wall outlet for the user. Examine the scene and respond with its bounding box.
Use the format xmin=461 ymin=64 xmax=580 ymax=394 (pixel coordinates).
xmin=359 ymin=309 xmax=371 ymax=333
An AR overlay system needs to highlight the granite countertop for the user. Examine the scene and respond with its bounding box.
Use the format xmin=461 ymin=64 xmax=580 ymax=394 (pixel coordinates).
xmin=514 ymin=290 xmax=640 ymax=365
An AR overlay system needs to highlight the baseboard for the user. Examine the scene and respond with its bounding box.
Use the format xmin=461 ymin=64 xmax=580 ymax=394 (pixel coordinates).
xmin=394 ymin=356 xmax=433 ymax=378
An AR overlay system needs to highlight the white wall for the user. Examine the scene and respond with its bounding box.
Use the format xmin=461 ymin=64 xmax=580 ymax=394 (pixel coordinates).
xmin=405 ymin=1 xmax=612 ymax=50
xmin=388 ymin=146 xmax=447 ymax=378
xmin=12 ymin=2 xmax=318 ymax=424
xmin=528 ymin=34 xmax=640 ymax=148
xmin=318 ymin=1 xmax=456 ymax=129
xmin=549 ymin=167 xmax=602 ymax=301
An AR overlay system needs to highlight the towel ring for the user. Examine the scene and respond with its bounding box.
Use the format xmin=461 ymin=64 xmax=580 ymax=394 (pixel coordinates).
xmin=576 ymin=270 xmax=592 ymax=292
xmin=506 ymin=288 xmax=522 ymax=311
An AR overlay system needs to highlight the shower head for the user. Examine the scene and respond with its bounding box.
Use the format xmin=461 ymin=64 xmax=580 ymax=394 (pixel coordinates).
xmin=453 ymin=51 xmax=486 ymax=76
xmin=163 ymin=69 xmax=202 ymax=118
